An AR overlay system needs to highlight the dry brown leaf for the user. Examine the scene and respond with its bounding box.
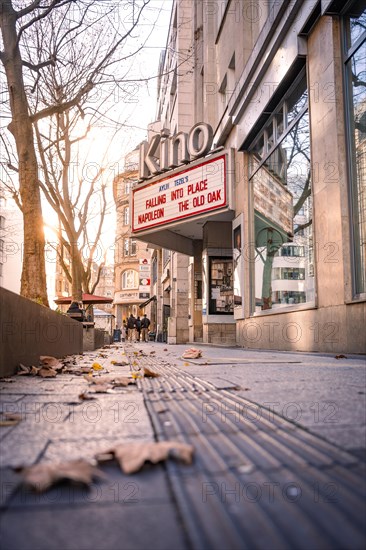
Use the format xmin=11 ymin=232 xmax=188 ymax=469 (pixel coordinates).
xmin=40 ymin=356 xmax=63 ymax=371
xmin=143 ymin=367 xmax=160 ymax=378
xmin=112 ymin=361 xmax=129 ymax=366
xmin=78 ymin=392 xmax=97 ymax=401
xmin=17 ymin=364 xmax=30 ymax=375
xmin=38 ymin=367 xmax=57 ymax=378
xmin=182 ymin=348 xmax=202 ymax=359
xmin=113 ymin=376 xmax=132 ymax=387
xmin=335 ymin=354 xmax=347 ymax=359
xmin=101 ymin=441 xmax=194 ymax=474
xmin=19 ymin=459 xmax=105 ymax=492
xmin=88 ymin=376 xmax=113 ymax=385
xmin=3 ymin=412 xmax=22 ymax=422
xmin=30 ymin=366 xmax=40 ymax=375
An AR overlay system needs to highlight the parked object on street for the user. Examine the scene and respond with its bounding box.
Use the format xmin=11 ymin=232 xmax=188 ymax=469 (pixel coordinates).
xmin=66 ymin=302 xmax=86 ymax=322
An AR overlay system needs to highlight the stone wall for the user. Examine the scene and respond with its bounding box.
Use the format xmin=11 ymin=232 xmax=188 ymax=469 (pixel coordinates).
xmin=204 ymin=323 xmax=236 ymax=346
xmin=0 ymin=288 xmax=83 ymax=377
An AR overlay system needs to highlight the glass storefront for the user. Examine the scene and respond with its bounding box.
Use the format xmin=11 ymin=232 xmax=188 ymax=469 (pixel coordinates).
xmin=344 ymin=3 xmax=366 ymax=296
xmin=250 ymin=72 xmax=315 ymax=312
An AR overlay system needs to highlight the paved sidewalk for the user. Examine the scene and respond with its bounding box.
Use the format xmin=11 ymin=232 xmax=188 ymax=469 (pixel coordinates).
xmin=0 ymin=342 xmax=365 ymax=550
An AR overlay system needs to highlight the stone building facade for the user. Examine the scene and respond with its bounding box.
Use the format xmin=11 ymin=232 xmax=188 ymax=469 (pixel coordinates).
xmin=113 ymin=148 xmax=152 ymax=328
xmin=130 ymin=0 xmax=366 ymax=353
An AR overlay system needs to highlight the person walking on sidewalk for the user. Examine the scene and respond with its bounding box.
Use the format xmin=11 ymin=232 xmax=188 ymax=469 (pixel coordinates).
xmin=135 ymin=316 xmax=142 ymax=342
xmin=141 ymin=313 xmax=150 ymax=342
xmin=127 ymin=314 xmax=136 ymax=342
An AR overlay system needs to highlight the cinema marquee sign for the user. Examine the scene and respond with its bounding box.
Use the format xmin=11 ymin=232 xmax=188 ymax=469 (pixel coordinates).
xmin=133 ymin=153 xmax=227 ymax=232
xmin=133 ymin=123 xmax=229 ymax=233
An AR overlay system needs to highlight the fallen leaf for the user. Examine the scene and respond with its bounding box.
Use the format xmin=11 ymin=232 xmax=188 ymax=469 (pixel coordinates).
xmin=1 ymin=378 xmax=14 ymax=383
xmin=143 ymin=367 xmax=160 ymax=378
xmin=113 ymin=376 xmax=131 ymax=387
xmin=182 ymin=348 xmax=202 ymax=359
xmin=112 ymin=361 xmax=129 ymax=366
xmin=149 ymin=351 xmax=156 ymax=355
xmin=92 ymin=362 xmax=104 ymax=371
xmin=335 ymin=354 xmax=347 ymax=359
xmin=78 ymin=392 xmax=97 ymax=401
xmin=38 ymin=367 xmax=57 ymax=378
xmin=30 ymin=366 xmax=40 ymax=375
xmin=40 ymin=356 xmax=63 ymax=371
xmin=3 ymin=412 xmax=22 ymax=422
xmin=87 ymin=376 xmax=112 ymax=385
xmin=100 ymin=441 xmax=194 ymax=474
xmin=131 ymin=372 xmax=142 ymax=380
xmin=19 ymin=459 xmax=105 ymax=492
xmin=184 ymin=362 xmax=189 ymax=367
xmin=17 ymin=364 xmax=31 ymax=375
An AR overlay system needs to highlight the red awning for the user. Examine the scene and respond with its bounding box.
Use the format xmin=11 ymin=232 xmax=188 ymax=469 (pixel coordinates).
xmin=54 ymin=293 xmax=113 ymax=305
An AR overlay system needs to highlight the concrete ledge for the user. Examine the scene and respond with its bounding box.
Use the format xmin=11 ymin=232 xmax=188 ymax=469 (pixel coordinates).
xmin=0 ymin=287 xmax=83 ymax=377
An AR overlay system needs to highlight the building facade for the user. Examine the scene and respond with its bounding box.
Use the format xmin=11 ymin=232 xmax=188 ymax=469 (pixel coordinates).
xmin=130 ymin=0 xmax=365 ymax=353
xmin=113 ymin=148 xmax=152 ymax=328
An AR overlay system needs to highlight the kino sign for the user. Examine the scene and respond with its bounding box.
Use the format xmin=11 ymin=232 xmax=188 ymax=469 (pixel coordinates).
xmin=139 ymin=122 xmax=214 ymax=180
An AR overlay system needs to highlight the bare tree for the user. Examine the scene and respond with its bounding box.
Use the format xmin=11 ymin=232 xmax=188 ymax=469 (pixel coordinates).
xmin=0 ymin=0 xmax=150 ymax=305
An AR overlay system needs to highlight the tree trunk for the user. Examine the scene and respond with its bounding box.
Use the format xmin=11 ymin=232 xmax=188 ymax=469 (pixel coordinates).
xmin=1 ymin=2 xmax=49 ymax=306
xmin=71 ymin=243 xmax=83 ymax=303
xmin=261 ymin=251 xmax=275 ymax=310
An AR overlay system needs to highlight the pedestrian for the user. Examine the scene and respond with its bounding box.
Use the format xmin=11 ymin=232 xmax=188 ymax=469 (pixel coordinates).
xmin=127 ymin=314 xmax=136 ymax=342
xmin=135 ymin=316 xmax=141 ymax=342
xmin=141 ymin=313 xmax=150 ymax=342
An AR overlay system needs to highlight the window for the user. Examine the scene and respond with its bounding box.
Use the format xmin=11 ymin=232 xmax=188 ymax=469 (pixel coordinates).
xmin=209 ymin=257 xmax=233 ymax=314
xmin=123 ymin=206 xmax=129 ymax=226
xmin=124 ymin=238 xmax=129 ymax=256
xmin=130 ymin=239 xmax=137 ymax=256
xmin=272 ymin=267 xmax=306 ymax=280
xmin=163 ymin=248 xmax=170 ymax=266
xmin=122 ymin=269 xmax=138 ymax=289
xmin=344 ymin=3 xmax=366 ymax=295
xmin=250 ymin=71 xmax=314 ymax=312
xmin=152 ymin=257 xmax=157 ymax=284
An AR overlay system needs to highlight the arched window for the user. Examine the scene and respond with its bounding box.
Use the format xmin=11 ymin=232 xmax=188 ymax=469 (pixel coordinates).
xmin=121 ymin=269 xmax=138 ymax=289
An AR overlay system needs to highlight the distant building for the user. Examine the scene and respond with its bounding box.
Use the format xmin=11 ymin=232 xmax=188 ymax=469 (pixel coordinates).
xmin=94 ymin=265 xmax=115 ymax=313
xmin=113 ymin=148 xmax=152 ymax=328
